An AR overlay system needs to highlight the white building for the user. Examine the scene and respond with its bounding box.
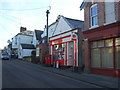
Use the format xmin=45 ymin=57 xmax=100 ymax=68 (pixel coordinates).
xmin=12 ymin=30 xmax=34 ymax=58
xmin=18 ymin=44 xmax=35 ymax=59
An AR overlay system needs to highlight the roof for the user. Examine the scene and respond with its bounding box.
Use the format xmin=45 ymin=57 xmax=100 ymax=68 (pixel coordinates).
xmin=35 ymin=30 xmax=43 ymax=40
xmin=64 ymin=17 xmax=84 ymax=30
xmin=21 ymin=44 xmax=35 ymax=49
xmin=80 ymin=0 xmax=88 ymax=10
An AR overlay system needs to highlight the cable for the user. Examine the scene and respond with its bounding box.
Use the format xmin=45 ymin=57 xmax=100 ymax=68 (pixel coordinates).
xmin=0 ymin=14 xmax=39 ymax=29
xmin=0 ymin=6 xmax=50 ymax=11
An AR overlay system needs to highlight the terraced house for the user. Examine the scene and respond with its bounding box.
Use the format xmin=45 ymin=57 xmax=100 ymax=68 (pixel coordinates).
xmin=80 ymin=0 xmax=120 ymax=77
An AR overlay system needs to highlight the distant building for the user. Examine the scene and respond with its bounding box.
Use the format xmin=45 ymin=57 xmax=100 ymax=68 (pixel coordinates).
xmin=12 ymin=27 xmax=34 ymax=59
xmin=18 ymin=44 xmax=35 ymax=59
xmin=33 ymin=30 xmax=43 ymax=47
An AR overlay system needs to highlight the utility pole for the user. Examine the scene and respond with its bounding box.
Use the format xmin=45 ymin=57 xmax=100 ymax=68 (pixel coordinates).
xmin=46 ymin=6 xmax=51 ymax=54
xmin=46 ymin=9 xmax=50 ymax=43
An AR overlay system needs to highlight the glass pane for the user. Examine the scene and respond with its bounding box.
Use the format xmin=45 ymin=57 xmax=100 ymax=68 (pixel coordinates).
xmin=98 ymin=40 xmax=104 ymax=47
xmin=91 ymin=49 xmax=101 ymax=67
xmin=92 ymin=16 xmax=98 ymax=26
xmin=91 ymin=41 xmax=97 ymax=48
xmin=91 ymin=5 xmax=98 ymax=16
xmin=105 ymin=39 xmax=113 ymax=47
xmin=101 ymin=48 xmax=113 ymax=68
xmin=116 ymin=46 xmax=120 ymax=69
xmin=116 ymin=37 xmax=120 ymax=46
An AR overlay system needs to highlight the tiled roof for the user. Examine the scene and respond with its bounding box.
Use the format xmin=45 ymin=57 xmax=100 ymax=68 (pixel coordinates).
xmin=64 ymin=17 xmax=84 ymax=30
xmin=35 ymin=30 xmax=43 ymax=40
xmin=21 ymin=44 xmax=35 ymax=49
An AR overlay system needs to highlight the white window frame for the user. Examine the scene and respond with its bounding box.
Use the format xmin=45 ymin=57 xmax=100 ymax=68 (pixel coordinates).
xmin=90 ymin=4 xmax=98 ymax=28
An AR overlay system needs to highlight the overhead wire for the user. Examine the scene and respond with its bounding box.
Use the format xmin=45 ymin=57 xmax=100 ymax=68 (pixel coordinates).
xmin=0 ymin=14 xmax=39 ymax=30
xmin=0 ymin=6 xmax=50 ymax=11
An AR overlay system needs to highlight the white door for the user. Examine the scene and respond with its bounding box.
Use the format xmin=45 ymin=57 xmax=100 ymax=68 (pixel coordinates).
xmin=67 ymin=41 xmax=74 ymax=66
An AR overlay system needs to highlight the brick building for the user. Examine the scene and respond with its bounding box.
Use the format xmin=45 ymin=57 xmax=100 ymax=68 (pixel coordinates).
xmin=80 ymin=1 xmax=120 ymax=77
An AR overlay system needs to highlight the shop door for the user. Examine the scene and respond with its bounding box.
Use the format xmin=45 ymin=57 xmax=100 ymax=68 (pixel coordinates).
xmin=67 ymin=41 xmax=74 ymax=66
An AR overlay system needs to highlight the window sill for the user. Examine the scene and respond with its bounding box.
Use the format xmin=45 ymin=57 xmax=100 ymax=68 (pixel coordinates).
xmin=89 ymin=25 xmax=99 ymax=30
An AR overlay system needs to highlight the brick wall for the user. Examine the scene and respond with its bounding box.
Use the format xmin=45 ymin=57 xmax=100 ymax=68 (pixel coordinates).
xmin=84 ymin=2 xmax=91 ymax=31
xmin=98 ymin=2 xmax=105 ymax=26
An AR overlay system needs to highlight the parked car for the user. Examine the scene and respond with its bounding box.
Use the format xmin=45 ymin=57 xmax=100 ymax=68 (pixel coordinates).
xmin=1 ymin=53 xmax=9 ymax=60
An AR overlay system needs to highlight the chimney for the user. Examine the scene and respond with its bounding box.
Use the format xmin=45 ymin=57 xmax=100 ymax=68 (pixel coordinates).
xmin=20 ymin=27 xmax=26 ymax=32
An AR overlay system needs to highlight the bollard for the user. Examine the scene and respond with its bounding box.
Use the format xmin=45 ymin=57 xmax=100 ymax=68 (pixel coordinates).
xmin=56 ymin=61 xmax=59 ymax=68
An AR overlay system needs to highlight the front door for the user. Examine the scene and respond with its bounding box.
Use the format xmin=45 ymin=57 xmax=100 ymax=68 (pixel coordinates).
xmin=67 ymin=41 xmax=74 ymax=66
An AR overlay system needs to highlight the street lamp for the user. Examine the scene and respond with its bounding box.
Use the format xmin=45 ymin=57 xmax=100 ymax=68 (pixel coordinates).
xmin=46 ymin=6 xmax=51 ymax=54
xmin=46 ymin=6 xmax=51 ymax=43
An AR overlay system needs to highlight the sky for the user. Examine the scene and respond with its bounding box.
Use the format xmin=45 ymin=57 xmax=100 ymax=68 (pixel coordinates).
xmin=0 ymin=0 xmax=84 ymax=49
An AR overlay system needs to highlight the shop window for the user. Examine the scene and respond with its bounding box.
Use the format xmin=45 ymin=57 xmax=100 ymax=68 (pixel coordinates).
xmin=98 ymin=40 xmax=104 ymax=47
xmin=105 ymin=39 xmax=113 ymax=47
xmin=116 ymin=46 xmax=120 ymax=69
xmin=101 ymin=48 xmax=113 ymax=68
xmin=91 ymin=41 xmax=97 ymax=48
xmin=52 ymin=43 xmax=66 ymax=60
xmin=91 ymin=49 xmax=101 ymax=67
xmin=116 ymin=37 xmax=120 ymax=46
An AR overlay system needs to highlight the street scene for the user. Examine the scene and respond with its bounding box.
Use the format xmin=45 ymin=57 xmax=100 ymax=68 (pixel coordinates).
xmin=0 ymin=0 xmax=120 ymax=89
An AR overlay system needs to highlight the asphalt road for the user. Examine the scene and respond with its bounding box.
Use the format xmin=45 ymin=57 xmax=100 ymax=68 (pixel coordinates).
xmin=2 ymin=59 xmax=100 ymax=88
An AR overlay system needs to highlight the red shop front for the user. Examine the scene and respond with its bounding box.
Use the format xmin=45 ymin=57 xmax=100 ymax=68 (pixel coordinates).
xmin=49 ymin=34 xmax=78 ymax=67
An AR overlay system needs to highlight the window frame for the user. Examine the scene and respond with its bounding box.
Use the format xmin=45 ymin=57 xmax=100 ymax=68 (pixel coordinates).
xmin=90 ymin=4 xmax=98 ymax=28
xmin=91 ymin=39 xmax=114 ymax=68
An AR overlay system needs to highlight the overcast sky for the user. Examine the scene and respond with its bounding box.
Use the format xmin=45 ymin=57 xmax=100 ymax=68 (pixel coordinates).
xmin=0 ymin=0 xmax=84 ymax=49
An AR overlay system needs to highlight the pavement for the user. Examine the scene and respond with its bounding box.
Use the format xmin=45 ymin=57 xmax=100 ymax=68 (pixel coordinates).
xmin=36 ymin=64 xmax=120 ymax=88
xmin=3 ymin=59 xmax=120 ymax=88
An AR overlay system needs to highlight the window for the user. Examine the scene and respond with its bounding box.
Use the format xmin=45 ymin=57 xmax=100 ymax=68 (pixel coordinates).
xmin=116 ymin=38 xmax=120 ymax=46
xmin=115 ymin=37 xmax=120 ymax=69
xmin=101 ymin=48 xmax=113 ymax=68
xmin=90 ymin=4 xmax=98 ymax=27
xmin=105 ymin=39 xmax=113 ymax=47
xmin=91 ymin=49 xmax=101 ymax=67
xmin=98 ymin=40 xmax=104 ymax=47
xmin=52 ymin=43 xmax=66 ymax=60
xmin=91 ymin=41 xmax=97 ymax=48
xmin=91 ymin=39 xmax=114 ymax=68
xmin=116 ymin=46 xmax=120 ymax=69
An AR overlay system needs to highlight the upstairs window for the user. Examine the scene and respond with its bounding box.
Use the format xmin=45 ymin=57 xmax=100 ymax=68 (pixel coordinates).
xmin=90 ymin=4 xmax=98 ymax=27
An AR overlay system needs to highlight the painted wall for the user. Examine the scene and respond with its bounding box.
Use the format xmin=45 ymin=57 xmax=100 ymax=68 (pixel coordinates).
xmin=33 ymin=31 xmax=38 ymax=47
xmin=18 ymin=46 xmax=35 ymax=59
xmin=52 ymin=17 xmax=72 ymax=36
xmin=48 ymin=22 xmax=58 ymax=38
xmin=105 ymin=2 xmax=116 ymax=25
xmin=12 ymin=35 xmax=33 ymax=49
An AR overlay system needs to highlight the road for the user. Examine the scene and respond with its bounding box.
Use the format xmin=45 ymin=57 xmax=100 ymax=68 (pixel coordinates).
xmin=2 ymin=59 xmax=101 ymax=88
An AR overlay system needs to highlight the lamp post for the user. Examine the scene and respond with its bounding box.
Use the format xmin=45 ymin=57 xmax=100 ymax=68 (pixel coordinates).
xmin=46 ymin=10 xmax=50 ymax=44
xmin=46 ymin=6 xmax=51 ymax=54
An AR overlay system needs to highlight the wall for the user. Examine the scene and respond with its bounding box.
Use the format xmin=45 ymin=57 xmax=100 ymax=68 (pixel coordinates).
xmin=53 ymin=17 xmax=72 ymax=36
xmin=33 ymin=31 xmax=38 ymax=47
xmin=22 ymin=49 xmax=34 ymax=57
xmin=48 ymin=22 xmax=58 ymax=38
xmin=12 ymin=36 xmax=18 ymax=49
xmin=105 ymin=2 xmax=116 ymax=25
xmin=18 ymin=35 xmax=33 ymax=45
